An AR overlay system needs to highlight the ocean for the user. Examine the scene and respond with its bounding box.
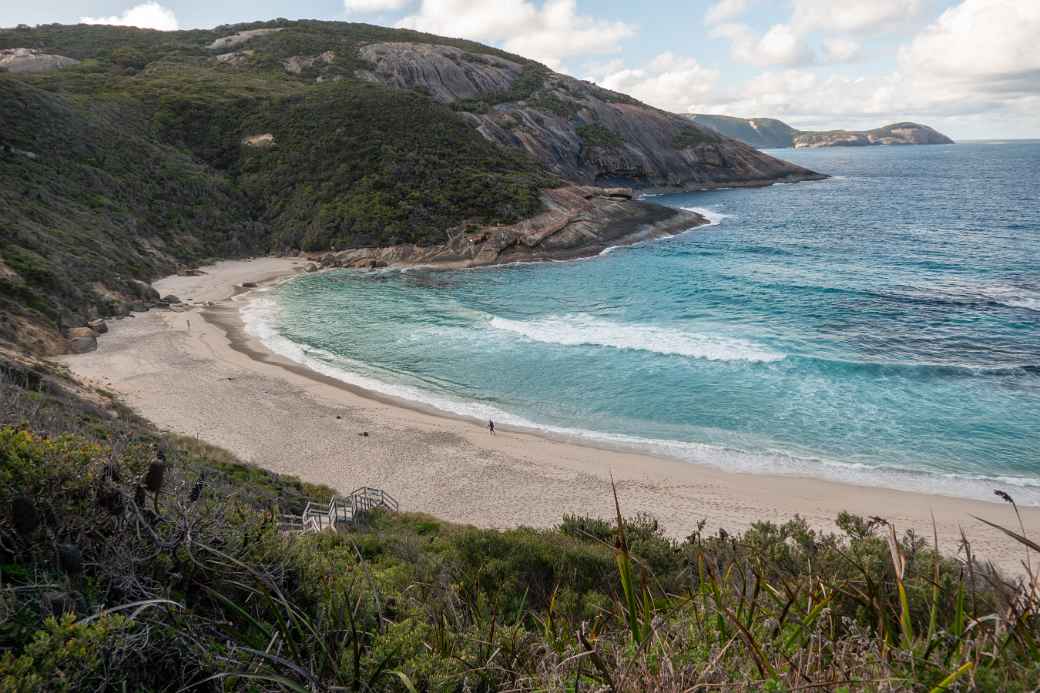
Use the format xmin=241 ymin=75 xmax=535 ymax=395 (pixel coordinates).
xmin=243 ymin=141 xmax=1040 ymax=504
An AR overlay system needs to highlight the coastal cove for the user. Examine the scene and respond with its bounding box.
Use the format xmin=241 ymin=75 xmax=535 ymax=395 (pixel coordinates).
xmin=247 ymin=142 xmax=1040 ymax=506
xmin=59 ymin=254 xmax=1040 ymax=577
xmin=6 ymin=9 xmax=1040 ymax=688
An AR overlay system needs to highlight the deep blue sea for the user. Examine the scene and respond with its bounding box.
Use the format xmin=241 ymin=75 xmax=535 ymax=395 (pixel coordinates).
xmin=244 ymin=141 xmax=1040 ymax=503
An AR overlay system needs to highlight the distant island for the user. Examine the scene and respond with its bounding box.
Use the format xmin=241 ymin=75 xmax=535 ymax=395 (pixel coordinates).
xmin=688 ymin=114 xmax=954 ymax=149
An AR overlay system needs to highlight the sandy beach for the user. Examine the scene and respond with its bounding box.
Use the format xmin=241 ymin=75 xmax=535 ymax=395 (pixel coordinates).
xmin=58 ymin=257 xmax=1040 ymax=575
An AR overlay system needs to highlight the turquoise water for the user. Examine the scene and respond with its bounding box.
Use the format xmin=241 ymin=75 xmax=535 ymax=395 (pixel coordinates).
xmin=245 ymin=142 xmax=1040 ymax=503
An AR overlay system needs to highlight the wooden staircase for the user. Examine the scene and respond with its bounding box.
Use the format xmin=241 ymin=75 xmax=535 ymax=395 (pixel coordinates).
xmin=279 ymin=486 xmax=398 ymax=534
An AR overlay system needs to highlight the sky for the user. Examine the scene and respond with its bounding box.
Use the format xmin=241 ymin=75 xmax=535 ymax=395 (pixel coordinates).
xmin=3 ymin=0 xmax=1038 ymax=138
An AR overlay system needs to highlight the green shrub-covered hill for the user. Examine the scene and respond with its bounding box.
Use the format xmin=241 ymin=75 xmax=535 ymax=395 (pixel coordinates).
xmin=0 ymin=20 xmax=555 ymax=351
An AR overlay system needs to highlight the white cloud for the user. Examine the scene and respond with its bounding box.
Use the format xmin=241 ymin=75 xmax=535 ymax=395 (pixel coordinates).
xmin=600 ymin=0 xmax=1038 ymax=137
xmin=396 ymin=0 xmax=633 ymax=69
xmin=711 ymin=22 xmax=815 ymax=67
xmin=587 ymin=52 xmax=720 ymax=113
xmin=900 ymin=0 xmax=1040 ymax=95
xmin=704 ymin=0 xmax=751 ymax=25
xmin=791 ymin=0 xmax=923 ymax=34
xmin=823 ymin=37 xmax=860 ymax=63
xmin=80 ymin=2 xmax=179 ymax=31
xmin=344 ymin=0 xmax=412 ymax=12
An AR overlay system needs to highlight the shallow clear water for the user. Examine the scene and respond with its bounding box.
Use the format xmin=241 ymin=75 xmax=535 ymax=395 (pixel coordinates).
xmin=245 ymin=142 xmax=1040 ymax=503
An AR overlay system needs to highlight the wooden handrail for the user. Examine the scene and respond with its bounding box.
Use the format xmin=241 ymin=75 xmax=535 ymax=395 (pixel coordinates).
xmin=283 ymin=487 xmax=398 ymax=535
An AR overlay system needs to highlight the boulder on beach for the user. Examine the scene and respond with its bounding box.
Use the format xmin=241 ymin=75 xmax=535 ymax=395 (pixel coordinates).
xmin=162 ymin=294 xmax=181 ymax=304
xmin=66 ymin=326 xmax=96 ymax=339
xmin=87 ymin=319 xmax=108 ymax=334
xmin=128 ymin=279 xmax=160 ymax=302
xmin=66 ymin=333 xmax=97 ymax=354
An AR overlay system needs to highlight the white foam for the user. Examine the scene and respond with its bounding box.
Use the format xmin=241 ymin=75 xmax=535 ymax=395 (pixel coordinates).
xmin=976 ymin=284 xmax=1040 ymax=312
xmin=679 ymin=206 xmax=729 ymax=226
xmin=487 ymin=314 xmax=784 ymax=363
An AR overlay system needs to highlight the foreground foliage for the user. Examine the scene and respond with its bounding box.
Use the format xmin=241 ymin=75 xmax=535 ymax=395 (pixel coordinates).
xmin=1 ymin=359 xmax=1039 ymax=691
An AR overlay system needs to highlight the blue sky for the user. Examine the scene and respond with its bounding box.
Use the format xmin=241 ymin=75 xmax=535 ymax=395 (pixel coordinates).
xmin=4 ymin=1 xmax=1038 ymax=138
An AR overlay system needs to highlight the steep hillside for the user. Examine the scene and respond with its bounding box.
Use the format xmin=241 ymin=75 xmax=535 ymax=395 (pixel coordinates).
xmin=0 ymin=20 xmax=819 ymax=354
xmin=356 ymin=41 xmax=818 ymax=188
xmin=691 ymin=114 xmax=955 ymax=149
xmin=0 ymin=78 xmax=264 ymax=353
xmin=689 ymin=114 xmax=798 ymax=148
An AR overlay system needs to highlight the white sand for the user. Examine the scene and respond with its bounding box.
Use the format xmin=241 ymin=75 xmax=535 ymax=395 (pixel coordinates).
xmin=58 ymin=258 xmax=1040 ymax=576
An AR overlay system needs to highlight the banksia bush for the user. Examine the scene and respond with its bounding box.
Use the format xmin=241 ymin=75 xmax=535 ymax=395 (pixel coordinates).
xmin=143 ymin=461 xmax=165 ymax=495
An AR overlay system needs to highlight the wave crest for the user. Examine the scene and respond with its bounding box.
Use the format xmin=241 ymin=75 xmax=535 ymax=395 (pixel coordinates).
xmin=680 ymin=206 xmax=729 ymax=226
xmin=488 ymin=314 xmax=784 ymax=362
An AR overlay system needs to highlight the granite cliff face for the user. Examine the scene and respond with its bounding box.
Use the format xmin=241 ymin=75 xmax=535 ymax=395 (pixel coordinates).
xmin=315 ymin=186 xmax=707 ymax=269
xmin=690 ymin=114 xmax=954 ymax=149
xmin=357 ymin=42 xmax=822 ymax=190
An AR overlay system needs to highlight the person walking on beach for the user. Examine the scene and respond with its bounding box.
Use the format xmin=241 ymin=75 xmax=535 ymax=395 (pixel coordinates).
xmin=488 ymin=419 xmax=495 ymax=435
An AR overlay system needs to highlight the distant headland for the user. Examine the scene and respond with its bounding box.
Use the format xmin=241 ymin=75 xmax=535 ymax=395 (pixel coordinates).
xmin=689 ymin=114 xmax=954 ymax=149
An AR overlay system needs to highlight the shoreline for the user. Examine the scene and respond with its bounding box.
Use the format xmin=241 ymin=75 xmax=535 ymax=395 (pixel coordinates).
xmin=58 ymin=257 xmax=1040 ymax=576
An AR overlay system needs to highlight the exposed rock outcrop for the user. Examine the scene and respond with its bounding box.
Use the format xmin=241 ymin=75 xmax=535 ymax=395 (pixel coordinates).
xmin=0 ymin=48 xmax=78 ymax=73
xmin=283 ymin=51 xmax=335 ymax=75
xmin=207 ymin=28 xmax=282 ymax=51
xmin=215 ymin=50 xmax=254 ymax=66
xmin=357 ymin=42 xmax=822 ymax=190
xmin=690 ymin=114 xmax=955 ymax=149
xmin=314 ymin=186 xmax=707 ymax=270
xmin=242 ymin=133 xmax=275 ymax=147
xmin=65 ymin=327 xmax=98 ymax=354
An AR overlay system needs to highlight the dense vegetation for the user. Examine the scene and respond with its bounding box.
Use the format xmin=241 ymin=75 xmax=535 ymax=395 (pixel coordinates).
xmin=0 ymin=21 xmax=555 ymax=352
xmin=2 ymin=355 xmax=1039 ymax=691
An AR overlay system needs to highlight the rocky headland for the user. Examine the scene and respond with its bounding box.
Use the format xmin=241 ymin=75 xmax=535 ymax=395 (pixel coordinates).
xmin=312 ymin=186 xmax=706 ymax=270
xmin=358 ymin=41 xmax=822 ymax=189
